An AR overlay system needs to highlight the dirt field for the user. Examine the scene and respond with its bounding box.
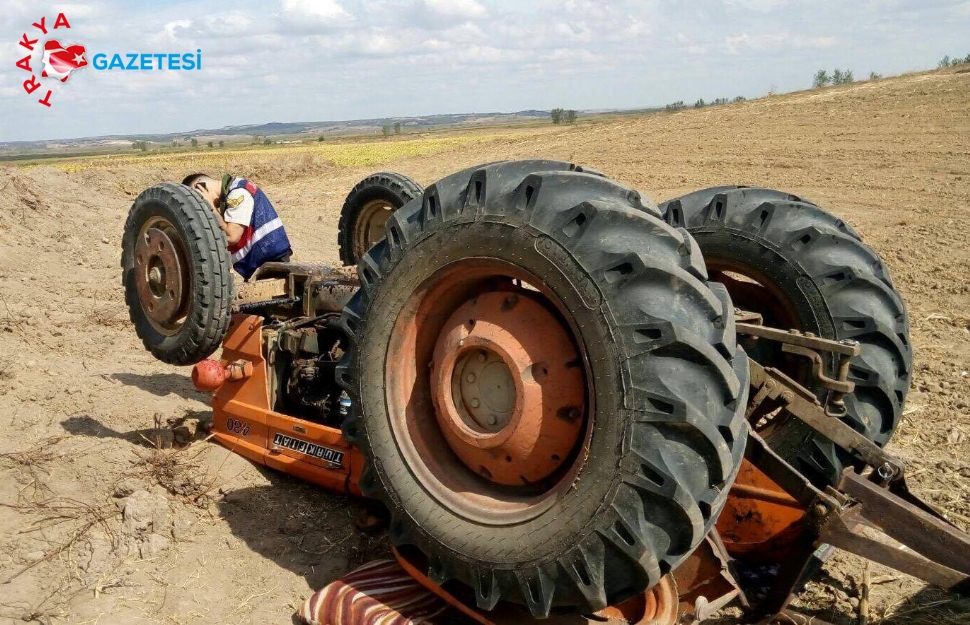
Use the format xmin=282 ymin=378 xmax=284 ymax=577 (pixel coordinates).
xmin=1 ymin=68 xmax=969 ymax=624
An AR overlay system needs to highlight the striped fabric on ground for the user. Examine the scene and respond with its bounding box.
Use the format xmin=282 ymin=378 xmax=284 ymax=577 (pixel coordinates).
xmin=298 ymin=559 xmax=450 ymax=625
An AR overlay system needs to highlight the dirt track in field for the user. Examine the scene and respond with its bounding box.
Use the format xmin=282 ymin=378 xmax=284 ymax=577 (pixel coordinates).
xmin=1 ymin=68 xmax=969 ymax=624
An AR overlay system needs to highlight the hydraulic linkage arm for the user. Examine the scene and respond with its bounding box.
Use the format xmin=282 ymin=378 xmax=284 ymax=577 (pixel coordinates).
xmin=735 ymin=322 xmax=970 ymax=620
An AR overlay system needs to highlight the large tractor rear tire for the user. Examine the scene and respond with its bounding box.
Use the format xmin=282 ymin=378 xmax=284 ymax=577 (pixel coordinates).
xmin=338 ymin=172 xmax=423 ymax=266
xmin=338 ymin=161 xmax=749 ymax=616
xmin=121 ymin=183 xmax=233 ymax=366
xmin=661 ymin=187 xmax=911 ymax=487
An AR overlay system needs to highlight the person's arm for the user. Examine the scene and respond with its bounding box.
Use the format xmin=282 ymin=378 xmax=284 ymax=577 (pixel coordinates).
xmin=221 ymin=188 xmax=254 ymax=245
xmin=209 ymin=207 xmax=246 ymax=244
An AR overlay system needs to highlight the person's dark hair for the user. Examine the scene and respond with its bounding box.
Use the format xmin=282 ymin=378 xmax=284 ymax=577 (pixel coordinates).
xmin=181 ymin=173 xmax=208 ymax=188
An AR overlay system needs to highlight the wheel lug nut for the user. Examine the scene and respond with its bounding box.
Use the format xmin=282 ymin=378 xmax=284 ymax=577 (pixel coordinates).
xmin=470 ymin=398 xmax=480 ymax=408
xmin=487 ymin=414 xmax=497 ymax=426
xmin=466 ymin=373 xmax=476 ymax=383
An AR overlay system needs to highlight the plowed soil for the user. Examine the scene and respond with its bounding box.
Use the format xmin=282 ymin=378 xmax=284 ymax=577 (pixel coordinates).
xmin=1 ymin=67 xmax=969 ymax=624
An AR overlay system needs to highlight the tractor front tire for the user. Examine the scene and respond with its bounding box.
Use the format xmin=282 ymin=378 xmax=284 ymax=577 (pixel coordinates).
xmin=339 ymin=161 xmax=749 ymax=616
xmin=661 ymin=187 xmax=911 ymax=487
xmin=121 ymin=183 xmax=233 ymax=366
xmin=338 ymin=172 xmax=423 ymax=266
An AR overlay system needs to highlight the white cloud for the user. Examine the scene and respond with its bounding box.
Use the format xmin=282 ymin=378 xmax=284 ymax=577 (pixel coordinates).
xmin=162 ymin=19 xmax=191 ymax=39
xmin=281 ymin=0 xmax=353 ymax=23
xmin=410 ymin=0 xmax=487 ymax=29
xmin=722 ymin=0 xmax=789 ymax=12
xmin=49 ymin=3 xmax=101 ymax=19
xmin=416 ymin=0 xmax=486 ymax=20
xmin=725 ymin=32 xmax=836 ymax=54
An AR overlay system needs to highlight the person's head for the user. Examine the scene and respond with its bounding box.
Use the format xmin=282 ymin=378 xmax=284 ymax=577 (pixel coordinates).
xmin=181 ymin=173 xmax=221 ymax=208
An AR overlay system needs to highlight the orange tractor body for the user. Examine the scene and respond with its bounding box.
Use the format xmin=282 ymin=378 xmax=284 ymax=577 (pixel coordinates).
xmin=206 ymin=314 xmax=364 ymax=497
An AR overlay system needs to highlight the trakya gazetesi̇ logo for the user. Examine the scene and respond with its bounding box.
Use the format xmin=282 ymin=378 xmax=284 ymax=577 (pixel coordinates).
xmin=14 ymin=11 xmax=201 ymax=108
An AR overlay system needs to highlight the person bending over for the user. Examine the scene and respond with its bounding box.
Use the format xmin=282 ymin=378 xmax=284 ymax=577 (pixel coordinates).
xmin=181 ymin=173 xmax=292 ymax=279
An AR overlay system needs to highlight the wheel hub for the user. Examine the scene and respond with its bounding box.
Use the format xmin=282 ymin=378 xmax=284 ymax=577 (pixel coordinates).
xmin=133 ymin=226 xmax=186 ymax=327
xmin=453 ymin=348 xmax=515 ymax=432
xmin=355 ymin=199 xmax=393 ymax=258
xmin=430 ymin=290 xmax=585 ymax=486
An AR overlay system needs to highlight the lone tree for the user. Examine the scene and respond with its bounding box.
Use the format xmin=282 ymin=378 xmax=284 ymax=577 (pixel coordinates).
xmin=218 ymin=140 xmax=225 ymax=147
xmin=394 ymin=122 xmax=401 ymax=134
xmin=190 ymin=138 xmax=198 ymax=147
xmin=813 ymin=69 xmax=830 ymax=88
xmin=207 ymin=141 xmax=214 ymax=148
xmin=869 ymin=72 xmax=882 ymax=80
xmin=551 ymin=108 xmax=564 ymax=124
xmin=694 ymin=98 xmax=705 ymax=108
xmin=382 ymin=124 xmax=391 ymax=138
xmin=564 ymin=110 xmax=577 ymax=124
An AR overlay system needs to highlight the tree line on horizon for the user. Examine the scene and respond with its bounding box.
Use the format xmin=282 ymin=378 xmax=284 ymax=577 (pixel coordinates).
xmin=664 ymin=96 xmax=746 ymax=112
xmin=939 ymin=53 xmax=970 ymax=68
xmin=812 ymin=68 xmax=860 ymax=88
xmin=811 ymin=53 xmax=970 ymax=90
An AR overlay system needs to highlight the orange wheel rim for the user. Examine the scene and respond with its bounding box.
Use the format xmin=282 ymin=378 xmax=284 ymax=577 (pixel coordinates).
xmin=430 ymin=290 xmax=585 ymax=486
xmin=133 ymin=216 xmax=190 ymax=335
xmin=354 ymin=199 xmax=394 ymax=259
xmin=386 ymin=259 xmax=591 ymax=525
xmin=596 ymin=575 xmax=679 ymax=625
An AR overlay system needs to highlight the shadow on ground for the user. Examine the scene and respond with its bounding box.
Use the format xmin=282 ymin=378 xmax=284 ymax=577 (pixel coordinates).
xmin=58 ymin=413 xmax=383 ymax=590
xmin=110 ymin=372 xmax=209 ymax=401
xmin=60 ymin=412 xmax=210 ymax=447
xmin=215 ymin=468 xmax=389 ymax=591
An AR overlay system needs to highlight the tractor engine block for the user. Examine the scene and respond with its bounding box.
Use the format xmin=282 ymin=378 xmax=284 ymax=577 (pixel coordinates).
xmin=270 ymin=317 xmax=347 ymax=427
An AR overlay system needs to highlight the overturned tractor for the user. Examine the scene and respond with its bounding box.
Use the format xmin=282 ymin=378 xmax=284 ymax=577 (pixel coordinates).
xmin=122 ymin=161 xmax=969 ymax=623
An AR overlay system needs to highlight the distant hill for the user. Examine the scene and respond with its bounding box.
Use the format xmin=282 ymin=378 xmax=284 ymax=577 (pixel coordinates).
xmin=0 ymin=110 xmax=553 ymax=154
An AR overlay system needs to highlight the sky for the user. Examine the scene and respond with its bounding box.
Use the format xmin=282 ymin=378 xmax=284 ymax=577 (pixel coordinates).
xmin=1 ymin=0 xmax=968 ymax=142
